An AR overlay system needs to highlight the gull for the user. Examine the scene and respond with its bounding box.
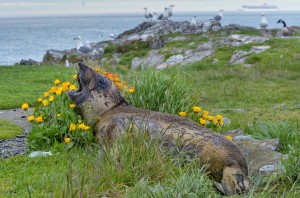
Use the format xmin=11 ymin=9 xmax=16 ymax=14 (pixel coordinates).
xmin=65 ymin=60 xmax=70 ymax=67
xmin=158 ymin=7 xmax=169 ymax=21
xmin=73 ymin=36 xmax=84 ymax=50
xmin=73 ymin=36 xmax=95 ymax=53
xmin=213 ymin=9 xmax=224 ymax=22
xmin=143 ymin=7 xmax=153 ymax=20
xmin=260 ymin=13 xmax=268 ymax=29
xmin=168 ymin=5 xmax=175 ymax=17
xmin=190 ymin=16 xmax=197 ymax=27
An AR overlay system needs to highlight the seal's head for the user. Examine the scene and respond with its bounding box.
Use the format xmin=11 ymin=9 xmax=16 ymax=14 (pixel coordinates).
xmin=67 ymin=62 xmax=128 ymax=126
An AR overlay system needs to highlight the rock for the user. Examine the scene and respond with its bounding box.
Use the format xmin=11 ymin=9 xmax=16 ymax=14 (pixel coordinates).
xmin=149 ymin=37 xmax=164 ymax=49
xmin=142 ymin=50 xmax=165 ymax=67
xmin=183 ymin=50 xmax=215 ymax=65
xmin=223 ymin=129 xmax=285 ymax=176
xmin=197 ymin=42 xmax=213 ymax=51
xmin=157 ymin=54 xmax=184 ymax=69
xmin=131 ymin=57 xmax=143 ymax=69
xmin=17 ymin=59 xmax=40 ymax=65
xmin=165 ymin=36 xmax=189 ymax=42
xmin=229 ymin=50 xmax=251 ymax=65
xmin=212 ymin=58 xmax=219 ymax=64
xmin=251 ymin=45 xmax=271 ymax=53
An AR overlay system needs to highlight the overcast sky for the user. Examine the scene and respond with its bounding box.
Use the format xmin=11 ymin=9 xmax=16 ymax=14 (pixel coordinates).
xmin=0 ymin=0 xmax=299 ymax=17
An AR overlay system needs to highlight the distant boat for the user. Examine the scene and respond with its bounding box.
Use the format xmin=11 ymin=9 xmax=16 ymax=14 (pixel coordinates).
xmin=238 ymin=3 xmax=279 ymax=11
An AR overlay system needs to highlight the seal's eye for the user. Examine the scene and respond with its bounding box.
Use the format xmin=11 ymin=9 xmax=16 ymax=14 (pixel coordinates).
xmin=97 ymin=77 xmax=110 ymax=89
xmin=99 ymin=78 xmax=106 ymax=85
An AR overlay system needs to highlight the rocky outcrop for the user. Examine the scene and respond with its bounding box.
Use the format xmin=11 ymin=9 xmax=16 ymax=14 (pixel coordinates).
xmin=223 ymin=129 xmax=285 ymax=176
xmin=14 ymin=59 xmax=40 ymax=66
xmin=130 ymin=41 xmax=215 ymax=69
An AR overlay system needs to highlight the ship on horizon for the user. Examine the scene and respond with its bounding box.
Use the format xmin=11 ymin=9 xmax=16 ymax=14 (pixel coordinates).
xmin=238 ymin=3 xmax=279 ymax=11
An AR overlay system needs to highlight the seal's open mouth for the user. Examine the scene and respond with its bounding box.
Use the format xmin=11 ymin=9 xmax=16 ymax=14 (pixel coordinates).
xmin=67 ymin=63 xmax=89 ymax=106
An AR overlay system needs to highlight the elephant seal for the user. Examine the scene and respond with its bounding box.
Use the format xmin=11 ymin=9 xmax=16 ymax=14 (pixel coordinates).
xmin=67 ymin=63 xmax=251 ymax=196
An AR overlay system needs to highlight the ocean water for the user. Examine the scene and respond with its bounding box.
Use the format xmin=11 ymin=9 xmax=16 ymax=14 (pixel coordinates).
xmin=0 ymin=11 xmax=300 ymax=66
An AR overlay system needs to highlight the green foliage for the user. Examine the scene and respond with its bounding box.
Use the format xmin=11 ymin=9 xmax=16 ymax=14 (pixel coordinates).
xmin=116 ymin=40 xmax=150 ymax=53
xmin=125 ymin=68 xmax=195 ymax=114
xmin=104 ymin=42 xmax=117 ymax=54
xmin=25 ymin=79 xmax=94 ymax=150
xmin=251 ymin=121 xmax=300 ymax=153
xmin=0 ymin=118 xmax=23 ymax=139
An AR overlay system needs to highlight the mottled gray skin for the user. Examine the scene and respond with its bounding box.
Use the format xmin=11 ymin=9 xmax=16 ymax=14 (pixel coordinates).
xmin=67 ymin=63 xmax=251 ymax=196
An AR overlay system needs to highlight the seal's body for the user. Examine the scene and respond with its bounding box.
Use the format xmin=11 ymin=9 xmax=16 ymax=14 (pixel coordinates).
xmin=68 ymin=63 xmax=251 ymax=196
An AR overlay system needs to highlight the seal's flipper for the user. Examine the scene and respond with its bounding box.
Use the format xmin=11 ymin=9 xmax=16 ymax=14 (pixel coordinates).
xmin=214 ymin=181 xmax=226 ymax=195
xmin=221 ymin=166 xmax=251 ymax=196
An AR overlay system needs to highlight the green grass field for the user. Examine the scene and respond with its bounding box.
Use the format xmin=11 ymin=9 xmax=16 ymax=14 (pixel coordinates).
xmin=0 ymin=36 xmax=299 ymax=197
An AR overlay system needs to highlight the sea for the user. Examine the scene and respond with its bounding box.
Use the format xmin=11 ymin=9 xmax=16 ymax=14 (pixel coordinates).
xmin=1 ymin=11 xmax=300 ymax=66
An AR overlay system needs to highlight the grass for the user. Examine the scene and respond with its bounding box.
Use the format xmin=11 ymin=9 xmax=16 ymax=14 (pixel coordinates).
xmin=0 ymin=34 xmax=300 ymax=196
xmin=0 ymin=118 xmax=23 ymax=139
xmin=0 ymin=65 xmax=76 ymax=110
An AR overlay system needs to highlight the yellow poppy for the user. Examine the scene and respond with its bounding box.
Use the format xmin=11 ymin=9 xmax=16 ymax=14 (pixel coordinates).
xmin=49 ymin=87 xmax=57 ymax=93
xmin=73 ymin=74 xmax=78 ymax=79
xmin=179 ymin=112 xmax=186 ymax=117
xmin=193 ymin=106 xmax=201 ymax=113
xmin=37 ymin=97 xmax=43 ymax=102
xmin=27 ymin=115 xmax=35 ymax=122
xmin=78 ymin=123 xmax=90 ymax=130
xmin=64 ymin=137 xmax=71 ymax=144
xmin=54 ymin=79 xmax=60 ymax=85
xmin=95 ymin=67 xmax=101 ymax=72
xmin=69 ymin=123 xmax=76 ymax=131
xmin=128 ymin=88 xmax=135 ymax=94
xmin=199 ymin=118 xmax=206 ymax=125
xmin=49 ymin=96 xmax=54 ymax=102
xmin=36 ymin=116 xmax=43 ymax=123
xmin=42 ymin=100 xmax=48 ymax=107
xmin=55 ymin=87 xmax=63 ymax=95
xmin=70 ymin=104 xmax=76 ymax=108
xmin=226 ymin=135 xmax=233 ymax=141
xmin=21 ymin=103 xmax=29 ymax=111
xmin=43 ymin=92 xmax=49 ymax=98
xmin=69 ymin=84 xmax=77 ymax=91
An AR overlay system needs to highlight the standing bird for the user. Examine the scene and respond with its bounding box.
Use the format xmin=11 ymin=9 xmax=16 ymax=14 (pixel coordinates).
xmin=151 ymin=12 xmax=158 ymax=24
xmin=158 ymin=7 xmax=169 ymax=21
xmin=65 ymin=60 xmax=70 ymax=67
xmin=74 ymin=36 xmax=84 ymax=50
xmin=74 ymin=37 xmax=95 ymax=54
xmin=190 ymin=16 xmax=197 ymax=27
xmin=213 ymin=9 xmax=224 ymax=22
xmin=168 ymin=5 xmax=175 ymax=18
xmin=260 ymin=13 xmax=268 ymax=29
xmin=143 ymin=7 xmax=153 ymax=20
xmin=277 ymin=19 xmax=294 ymax=36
